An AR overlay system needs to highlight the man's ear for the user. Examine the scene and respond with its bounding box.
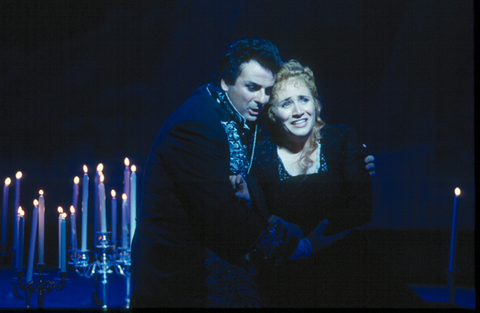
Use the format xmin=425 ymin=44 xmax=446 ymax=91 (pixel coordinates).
xmin=220 ymin=79 xmax=229 ymax=92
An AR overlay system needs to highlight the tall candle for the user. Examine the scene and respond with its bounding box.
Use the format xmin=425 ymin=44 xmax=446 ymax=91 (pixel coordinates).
xmin=1 ymin=178 xmax=11 ymax=246
xmin=70 ymin=206 xmax=77 ymax=251
xmin=81 ymin=166 xmax=89 ymax=252
xmin=121 ymin=194 xmax=128 ymax=249
xmin=124 ymin=158 xmax=131 ymax=226
xmin=72 ymin=176 xmax=79 ymax=211
xmin=16 ymin=207 xmax=25 ymax=271
xmin=98 ymin=174 xmax=107 ymax=233
xmin=13 ymin=172 xmax=22 ymax=254
xmin=61 ymin=213 xmax=67 ymax=272
xmin=57 ymin=209 xmax=67 ymax=272
xmin=111 ymin=190 xmax=117 ymax=246
xmin=58 ymin=207 xmax=63 ymax=269
xmin=38 ymin=190 xmax=45 ymax=264
xmin=448 ymin=187 xmax=461 ymax=272
xmin=94 ymin=164 xmax=103 ymax=246
xmin=27 ymin=200 xmax=38 ymax=282
xmin=130 ymin=165 xmax=137 ymax=245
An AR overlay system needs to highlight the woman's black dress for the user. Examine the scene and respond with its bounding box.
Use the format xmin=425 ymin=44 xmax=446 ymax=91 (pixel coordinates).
xmin=254 ymin=124 xmax=426 ymax=308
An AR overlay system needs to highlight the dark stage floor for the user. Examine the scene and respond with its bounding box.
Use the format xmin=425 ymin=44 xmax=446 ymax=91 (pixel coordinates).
xmin=0 ymin=229 xmax=475 ymax=309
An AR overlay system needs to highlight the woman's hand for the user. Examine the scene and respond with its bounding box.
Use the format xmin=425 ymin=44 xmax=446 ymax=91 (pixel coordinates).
xmin=306 ymin=219 xmax=351 ymax=254
xmin=229 ymin=174 xmax=252 ymax=205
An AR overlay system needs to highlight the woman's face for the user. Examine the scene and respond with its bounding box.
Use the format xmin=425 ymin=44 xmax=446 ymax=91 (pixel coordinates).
xmin=272 ymin=78 xmax=316 ymax=142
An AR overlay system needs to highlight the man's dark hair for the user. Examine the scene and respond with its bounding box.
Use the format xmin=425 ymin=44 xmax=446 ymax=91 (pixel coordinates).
xmin=214 ymin=37 xmax=283 ymax=86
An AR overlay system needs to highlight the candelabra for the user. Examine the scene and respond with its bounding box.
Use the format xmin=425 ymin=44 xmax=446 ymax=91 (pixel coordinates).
xmin=14 ymin=263 xmax=68 ymax=309
xmin=71 ymin=231 xmax=131 ymax=309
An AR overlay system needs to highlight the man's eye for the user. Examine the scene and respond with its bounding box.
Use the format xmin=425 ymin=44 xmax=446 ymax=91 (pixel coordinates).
xmin=265 ymin=87 xmax=273 ymax=96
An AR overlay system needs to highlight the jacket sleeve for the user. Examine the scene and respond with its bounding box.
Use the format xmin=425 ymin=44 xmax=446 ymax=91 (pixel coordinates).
xmin=158 ymin=117 xmax=299 ymax=260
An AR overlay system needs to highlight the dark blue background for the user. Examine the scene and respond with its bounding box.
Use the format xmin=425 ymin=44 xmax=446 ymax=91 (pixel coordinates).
xmin=0 ymin=0 xmax=474 ymax=265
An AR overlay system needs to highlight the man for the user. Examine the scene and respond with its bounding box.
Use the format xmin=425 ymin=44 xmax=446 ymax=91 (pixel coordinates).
xmin=131 ymin=38 xmax=374 ymax=308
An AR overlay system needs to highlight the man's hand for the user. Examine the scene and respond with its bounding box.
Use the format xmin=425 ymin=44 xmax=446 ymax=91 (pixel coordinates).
xmin=306 ymin=219 xmax=351 ymax=254
xmin=229 ymin=174 xmax=251 ymax=205
xmin=363 ymin=144 xmax=376 ymax=177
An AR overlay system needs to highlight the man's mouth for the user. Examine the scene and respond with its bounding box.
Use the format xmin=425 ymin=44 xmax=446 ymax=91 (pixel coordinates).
xmin=249 ymin=108 xmax=260 ymax=116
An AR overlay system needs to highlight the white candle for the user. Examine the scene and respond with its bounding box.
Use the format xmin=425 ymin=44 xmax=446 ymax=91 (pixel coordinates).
xmin=124 ymin=158 xmax=131 ymax=225
xmin=59 ymin=211 xmax=67 ymax=272
xmin=62 ymin=213 xmax=67 ymax=272
xmin=72 ymin=176 xmax=79 ymax=211
xmin=98 ymin=174 xmax=107 ymax=233
xmin=2 ymin=178 xmax=11 ymax=246
xmin=130 ymin=165 xmax=137 ymax=245
xmin=58 ymin=207 xmax=63 ymax=269
xmin=121 ymin=194 xmax=128 ymax=249
xmin=27 ymin=200 xmax=38 ymax=282
xmin=38 ymin=190 xmax=45 ymax=264
xmin=94 ymin=164 xmax=103 ymax=246
xmin=16 ymin=207 xmax=24 ymax=272
xmin=70 ymin=206 xmax=77 ymax=251
xmin=111 ymin=190 xmax=117 ymax=246
xmin=13 ymin=172 xmax=22 ymax=254
xmin=81 ymin=166 xmax=89 ymax=252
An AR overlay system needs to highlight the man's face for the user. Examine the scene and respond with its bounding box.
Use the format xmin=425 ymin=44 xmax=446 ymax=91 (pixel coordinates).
xmin=221 ymin=60 xmax=275 ymax=122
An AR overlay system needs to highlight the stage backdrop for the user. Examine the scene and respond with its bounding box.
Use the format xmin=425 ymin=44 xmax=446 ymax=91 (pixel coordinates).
xmin=0 ymin=0 xmax=474 ymax=260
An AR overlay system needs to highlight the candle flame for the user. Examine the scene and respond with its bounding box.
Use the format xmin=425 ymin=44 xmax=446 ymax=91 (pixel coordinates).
xmin=33 ymin=199 xmax=39 ymax=206
xmin=131 ymin=165 xmax=136 ymax=172
xmin=100 ymin=174 xmax=104 ymax=183
xmin=58 ymin=206 xmax=63 ymax=214
xmin=83 ymin=165 xmax=88 ymax=173
xmin=125 ymin=158 xmax=130 ymax=166
xmin=39 ymin=190 xmax=44 ymax=196
xmin=5 ymin=178 xmax=11 ymax=185
xmin=111 ymin=190 xmax=116 ymax=197
xmin=455 ymin=188 xmax=461 ymax=196
xmin=62 ymin=213 xmax=67 ymax=218
xmin=97 ymin=163 xmax=104 ymax=172
xmin=70 ymin=206 xmax=75 ymax=214
xmin=18 ymin=207 xmax=24 ymax=216
xmin=74 ymin=176 xmax=79 ymax=184
xmin=122 ymin=193 xmax=127 ymax=200
xmin=16 ymin=171 xmax=22 ymax=179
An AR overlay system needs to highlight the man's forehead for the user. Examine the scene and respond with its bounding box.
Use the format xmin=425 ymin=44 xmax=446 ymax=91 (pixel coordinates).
xmin=238 ymin=60 xmax=275 ymax=85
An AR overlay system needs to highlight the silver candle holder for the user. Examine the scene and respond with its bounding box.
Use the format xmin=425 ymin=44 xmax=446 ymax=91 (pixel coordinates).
xmin=70 ymin=231 xmax=131 ymax=309
xmin=14 ymin=263 xmax=68 ymax=309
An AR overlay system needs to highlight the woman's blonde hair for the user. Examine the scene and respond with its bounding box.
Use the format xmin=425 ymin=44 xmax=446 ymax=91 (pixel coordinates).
xmin=264 ymin=59 xmax=325 ymax=174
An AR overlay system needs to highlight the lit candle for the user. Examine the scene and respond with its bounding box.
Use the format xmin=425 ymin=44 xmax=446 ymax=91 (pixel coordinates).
xmin=98 ymin=174 xmax=107 ymax=233
xmin=130 ymin=165 xmax=137 ymax=245
xmin=70 ymin=206 xmax=77 ymax=252
xmin=27 ymin=200 xmax=38 ymax=282
xmin=448 ymin=187 xmax=461 ymax=272
xmin=111 ymin=190 xmax=117 ymax=246
xmin=16 ymin=207 xmax=25 ymax=272
xmin=13 ymin=172 xmax=22 ymax=255
xmin=38 ymin=190 xmax=45 ymax=264
xmin=72 ymin=176 xmax=79 ymax=211
xmin=81 ymin=166 xmax=89 ymax=252
xmin=124 ymin=158 xmax=131 ymax=225
xmin=2 ymin=178 xmax=11 ymax=246
xmin=58 ymin=207 xmax=63 ymax=269
xmin=94 ymin=164 xmax=103 ymax=246
xmin=61 ymin=212 xmax=67 ymax=272
xmin=122 ymin=194 xmax=128 ymax=249
xmin=57 ymin=207 xmax=67 ymax=272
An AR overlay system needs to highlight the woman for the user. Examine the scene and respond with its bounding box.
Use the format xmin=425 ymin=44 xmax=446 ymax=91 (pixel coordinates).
xmin=252 ymin=60 xmax=427 ymax=307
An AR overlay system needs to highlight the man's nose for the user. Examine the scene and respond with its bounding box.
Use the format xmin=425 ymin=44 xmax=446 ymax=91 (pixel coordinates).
xmin=254 ymin=89 xmax=268 ymax=105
